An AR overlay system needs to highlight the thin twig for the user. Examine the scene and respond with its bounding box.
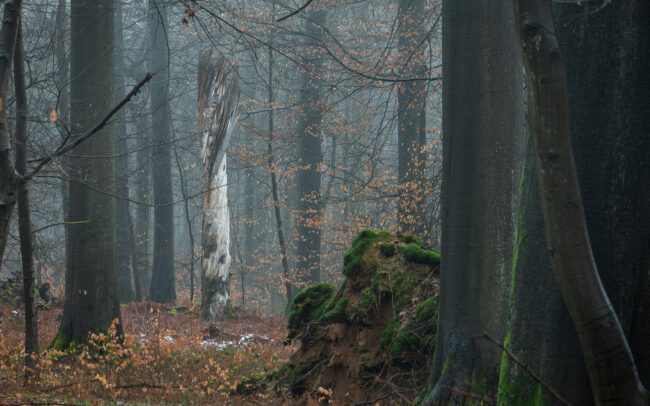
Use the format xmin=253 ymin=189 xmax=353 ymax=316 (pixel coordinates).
xmin=31 ymin=220 xmax=88 ymax=233
xmin=277 ymin=0 xmax=315 ymax=22
xmin=22 ymin=73 xmax=154 ymax=184
xmin=479 ymin=333 xmax=571 ymax=406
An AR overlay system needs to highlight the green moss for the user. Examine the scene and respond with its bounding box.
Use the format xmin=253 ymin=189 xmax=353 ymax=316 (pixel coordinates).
xmin=287 ymin=283 xmax=335 ymax=330
xmin=360 ymin=288 xmax=376 ymax=310
xmin=234 ymin=374 xmax=267 ymax=395
xmin=442 ymin=357 xmax=456 ymax=376
xmin=398 ymin=234 xmax=423 ymax=246
xmin=497 ymin=331 xmax=546 ymax=406
xmin=50 ymin=332 xmax=71 ymax=351
xmin=321 ymin=298 xmax=348 ymax=322
xmin=379 ymin=242 xmax=397 ymax=257
xmin=391 ymin=320 xmax=418 ymax=354
xmin=415 ymin=297 xmax=438 ymax=322
xmin=343 ymin=229 xmax=393 ymax=276
xmin=402 ymin=243 xmax=440 ymax=267
xmin=380 ymin=317 xmax=400 ymax=348
xmin=386 ymin=298 xmax=438 ymax=356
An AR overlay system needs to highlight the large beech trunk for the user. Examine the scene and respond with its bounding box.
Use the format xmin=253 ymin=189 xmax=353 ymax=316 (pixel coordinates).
xmin=513 ymin=0 xmax=648 ymax=404
xmin=426 ymin=0 xmax=524 ymax=401
xmin=55 ymin=0 xmax=121 ymax=348
xmin=197 ymin=52 xmax=240 ymax=321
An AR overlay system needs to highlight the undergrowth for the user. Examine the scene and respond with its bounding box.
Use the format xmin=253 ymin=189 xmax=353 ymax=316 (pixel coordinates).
xmin=0 ymin=302 xmax=290 ymax=405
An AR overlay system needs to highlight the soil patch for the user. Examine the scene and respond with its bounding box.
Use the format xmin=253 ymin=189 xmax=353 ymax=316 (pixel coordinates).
xmin=281 ymin=230 xmax=440 ymax=405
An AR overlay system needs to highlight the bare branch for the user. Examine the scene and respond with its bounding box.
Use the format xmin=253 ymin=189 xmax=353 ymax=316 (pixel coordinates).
xmin=22 ymin=72 xmax=154 ymax=184
xmin=277 ymin=0 xmax=315 ymax=23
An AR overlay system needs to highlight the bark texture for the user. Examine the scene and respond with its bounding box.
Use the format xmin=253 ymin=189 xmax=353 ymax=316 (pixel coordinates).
xmin=498 ymin=141 xmax=591 ymax=405
xmin=0 ymin=0 xmax=22 ymax=265
xmin=267 ymin=44 xmax=292 ymax=310
xmin=513 ymin=0 xmax=648 ymax=404
xmin=14 ymin=18 xmax=38 ymax=378
xmin=198 ymin=52 xmax=240 ymax=321
xmin=553 ymin=1 xmax=650 ymax=390
xmin=55 ymin=0 xmax=121 ymax=347
xmin=148 ymin=0 xmax=175 ymax=302
xmin=130 ymin=87 xmax=151 ymax=302
xmin=114 ymin=0 xmax=134 ymax=303
xmin=427 ymin=0 xmax=524 ymax=401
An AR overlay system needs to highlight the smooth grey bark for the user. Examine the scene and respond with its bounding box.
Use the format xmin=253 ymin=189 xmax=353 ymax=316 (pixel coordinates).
xmin=513 ymin=0 xmax=648 ymax=404
xmin=148 ymin=0 xmax=175 ymax=302
xmin=55 ymin=0 xmax=121 ymax=347
xmin=14 ymin=18 xmax=38 ymax=379
xmin=54 ymin=0 xmax=70 ymax=277
xmin=553 ymin=1 xmax=650 ymax=390
xmin=294 ymin=7 xmax=326 ymax=289
xmin=0 ymin=0 xmax=22 ymax=265
xmin=172 ymin=130 xmax=196 ymax=302
xmin=396 ymin=0 xmax=427 ymax=237
xmin=498 ymin=142 xmax=592 ymax=405
xmin=427 ymin=0 xmax=524 ymax=401
xmin=114 ymin=0 xmax=134 ymax=303
xmin=499 ymin=2 xmax=650 ymax=404
xmin=129 ymin=92 xmax=151 ymax=302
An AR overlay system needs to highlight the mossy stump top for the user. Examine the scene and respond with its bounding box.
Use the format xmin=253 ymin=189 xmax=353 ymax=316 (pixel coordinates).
xmin=283 ymin=229 xmax=440 ymax=404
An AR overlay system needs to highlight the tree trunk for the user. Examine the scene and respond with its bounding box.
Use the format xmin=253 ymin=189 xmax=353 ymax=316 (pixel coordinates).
xmin=14 ymin=17 xmax=38 ymax=379
xmin=197 ymin=52 xmax=240 ymax=321
xmin=553 ymin=1 xmax=650 ymax=390
xmin=513 ymin=0 xmax=648 ymax=404
xmin=500 ymin=2 xmax=650 ymax=404
xmin=130 ymin=96 xmax=150 ymax=302
xmin=397 ymin=0 xmax=427 ymax=237
xmin=0 ymin=0 xmax=22 ymax=265
xmin=267 ymin=43 xmax=292 ymax=310
xmin=294 ymin=7 xmax=326 ymax=289
xmin=114 ymin=0 xmax=134 ymax=303
xmin=426 ymin=0 xmax=524 ymax=401
xmin=497 ymin=141 xmax=592 ymax=405
xmin=54 ymin=0 xmax=121 ymax=348
xmin=54 ymin=0 xmax=71 ymax=278
xmin=148 ymin=0 xmax=175 ymax=302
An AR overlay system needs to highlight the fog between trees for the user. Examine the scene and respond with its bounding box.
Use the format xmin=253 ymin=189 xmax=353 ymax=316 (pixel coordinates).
xmin=0 ymin=0 xmax=648 ymax=404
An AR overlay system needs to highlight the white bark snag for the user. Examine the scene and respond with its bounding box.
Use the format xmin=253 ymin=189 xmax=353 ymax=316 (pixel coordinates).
xmin=198 ymin=52 xmax=240 ymax=321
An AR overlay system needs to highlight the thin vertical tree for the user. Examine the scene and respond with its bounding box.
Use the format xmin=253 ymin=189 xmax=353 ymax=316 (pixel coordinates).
xmin=396 ymin=0 xmax=427 ymax=237
xmin=148 ymin=0 xmax=175 ymax=302
xmin=294 ymin=6 xmax=327 ymax=289
xmin=114 ymin=0 xmax=135 ymax=303
xmin=14 ymin=16 xmax=38 ymax=379
xmin=0 ymin=0 xmax=22 ymax=264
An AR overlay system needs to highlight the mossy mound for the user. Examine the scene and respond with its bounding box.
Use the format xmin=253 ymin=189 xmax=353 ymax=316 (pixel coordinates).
xmin=283 ymin=230 xmax=440 ymax=404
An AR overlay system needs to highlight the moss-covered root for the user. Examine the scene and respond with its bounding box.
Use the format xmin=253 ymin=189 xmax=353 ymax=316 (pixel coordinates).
xmin=50 ymin=331 xmax=72 ymax=351
xmin=402 ymin=243 xmax=440 ymax=267
xmin=343 ymin=229 xmax=392 ymax=276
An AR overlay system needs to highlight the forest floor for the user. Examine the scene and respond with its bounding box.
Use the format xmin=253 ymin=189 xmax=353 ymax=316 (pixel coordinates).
xmin=0 ymin=297 xmax=314 ymax=405
xmin=0 ymin=233 xmax=437 ymax=406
